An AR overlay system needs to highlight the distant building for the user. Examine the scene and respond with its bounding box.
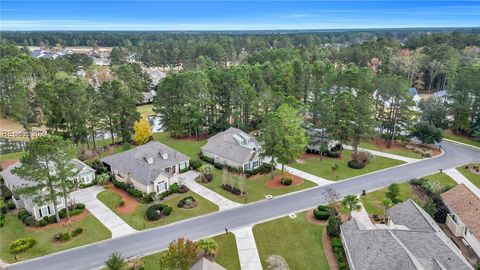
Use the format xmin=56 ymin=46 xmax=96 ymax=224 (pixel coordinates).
xmin=341 ymin=199 xmax=473 ymax=270
xmin=30 ymin=49 xmax=65 ymax=59
xmin=141 ymin=90 xmax=157 ymax=104
xmin=305 ymin=127 xmax=338 ymax=153
xmin=442 ymin=184 xmax=480 ymax=258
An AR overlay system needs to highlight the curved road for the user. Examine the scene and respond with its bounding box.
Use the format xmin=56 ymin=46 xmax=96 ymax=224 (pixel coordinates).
xmin=9 ymin=141 xmax=480 ymax=270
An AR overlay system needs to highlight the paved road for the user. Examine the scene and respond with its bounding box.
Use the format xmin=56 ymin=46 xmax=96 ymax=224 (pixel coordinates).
xmin=8 ymin=141 xmax=480 ymax=270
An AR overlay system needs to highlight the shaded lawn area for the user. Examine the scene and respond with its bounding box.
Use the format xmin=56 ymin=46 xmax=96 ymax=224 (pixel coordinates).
xmin=289 ymin=149 xmax=405 ymax=181
xmin=361 ymin=172 xmax=456 ymax=216
xmin=142 ymin=233 xmax=240 ymax=270
xmin=457 ymin=163 xmax=480 ymax=188
xmin=253 ymin=212 xmax=329 ymax=270
xmin=0 ymin=151 xmax=24 ymax=161
xmin=444 ymin=132 xmax=480 ymax=148
xmin=359 ymin=141 xmax=423 ymax=159
xmin=136 ymin=104 xmax=155 ymax=117
xmin=97 ymin=190 xmax=219 ymax=230
xmin=152 ymin=132 xmax=207 ymax=159
xmin=199 ymin=169 xmax=317 ymax=204
xmin=0 ymin=213 xmax=111 ymax=263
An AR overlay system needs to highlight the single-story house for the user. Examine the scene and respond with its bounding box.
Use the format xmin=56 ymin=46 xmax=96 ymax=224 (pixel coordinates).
xmin=201 ymin=127 xmax=262 ymax=171
xmin=101 ymin=141 xmax=189 ymax=194
xmin=306 ymin=127 xmax=338 ymax=153
xmin=441 ymin=184 xmax=480 ymax=258
xmin=190 ymin=258 xmax=226 ymax=270
xmin=341 ymin=199 xmax=472 ymax=270
xmin=1 ymin=160 xmax=95 ymax=220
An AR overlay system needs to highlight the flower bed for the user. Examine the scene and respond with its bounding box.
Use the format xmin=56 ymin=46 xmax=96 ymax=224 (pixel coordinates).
xmin=53 ymin=227 xmax=83 ymax=243
xmin=221 ymin=184 xmax=246 ymax=196
xmin=177 ymin=196 xmax=198 ymax=209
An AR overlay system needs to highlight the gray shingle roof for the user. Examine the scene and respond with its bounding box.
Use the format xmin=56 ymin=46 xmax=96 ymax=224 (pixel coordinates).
xmin=189 ymin=258 xmax=225 ymax=270
xmin=101 ymin=141 xmax=189 ymax=185
xmin=201 ymin=127 xmax=260 ymax=164
xmin=341 ymin=200 xmax=473 ymax=270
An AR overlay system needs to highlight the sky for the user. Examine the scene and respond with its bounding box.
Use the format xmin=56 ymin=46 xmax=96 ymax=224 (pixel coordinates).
xmin=1 ymin=1 xmax=479 ymax=31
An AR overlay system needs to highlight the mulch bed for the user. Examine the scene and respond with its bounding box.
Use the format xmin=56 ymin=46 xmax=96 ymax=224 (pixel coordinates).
xmin=322 ymin=229 xmax=339 ymax=270
xmin=1 ymin=160 xmax=17 ymax=170
xmin=26 ymin=209 xmax=90 ymax=231
xmin=107 ymin=183 xmax=139 ymax=214
xmin=265 ymin=173 xmax=304 ymax=189
xmin=306 ymin=209 xmax=327 ymax=225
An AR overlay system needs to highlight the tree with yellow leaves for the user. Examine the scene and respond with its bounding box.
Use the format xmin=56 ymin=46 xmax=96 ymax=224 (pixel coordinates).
xmin=133 ymin=117 xmax=152 ymax=145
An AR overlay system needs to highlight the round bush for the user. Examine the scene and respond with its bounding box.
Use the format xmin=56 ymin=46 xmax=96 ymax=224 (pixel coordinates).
xmin=7 ymin=202 xmax=16 ymax=210
xmin=58 ymin=208 xmax=67 ymax=219
xmin=71 ymin=227 xmax=83 ymax=237
xmin=17 ymin=209 xmax=30 ymax=221
xmin=162 ymin=206 xmax=172 ymax=216
xmin=313 ymin=210 xmax=331 ymax=220
xmin=347 ymin=160 xmax=365 ymax=169
xmin=280 ymin=178 xmax=293 ymax=186
xmin=204 ymin=173 xmax=213 ymax=182
xmin=9 ymin=238 xmax=36 ymax=254
xmin=1 ymin=206 xmax=7 ymax=215
xmin=178 ymin=185 xmax=189 ymax=193
xmin=317 ymin=205 xmax=329 ymax=212
xmin=75 ymin=203 xmax=86 ymax=210
xmin=61 ymin=233 xmax=71 ymax=241
xmin=38 ymin=219 xmax=49 ymax=227
xmin=177 ymin=196 xmax=197 ymax=208
xmin=327 ymin=151 xmax=340 ymax=158
xmin=146 ymin=207 xmax=160 ymax=221
xmin=118 ymin=200 xmax=125 ymax=207
xmin=23 ymin=216 xmax=35 ymax=226
xmin=146 ymin=204 xmax=172 ymax=221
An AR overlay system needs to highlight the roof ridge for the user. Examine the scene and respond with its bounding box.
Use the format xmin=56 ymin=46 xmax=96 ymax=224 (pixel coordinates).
xmin=387 ymin=230 xmax=423 ymax=270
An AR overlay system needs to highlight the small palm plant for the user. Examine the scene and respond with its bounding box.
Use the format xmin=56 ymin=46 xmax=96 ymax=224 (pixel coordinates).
xmin=381 ymin=197 xmax=393 ymax=223
xmin=341 ymin=195 xmax=362 ymax=220
xmin=197 ymin=238 xmax=218 ymax=258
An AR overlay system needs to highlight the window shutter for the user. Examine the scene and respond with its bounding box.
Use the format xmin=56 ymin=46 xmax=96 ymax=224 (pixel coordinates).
xmin=47 ymin=206 xmax=51 ymax=215
xmin=39 ymin=208 xmax=43 ymax=218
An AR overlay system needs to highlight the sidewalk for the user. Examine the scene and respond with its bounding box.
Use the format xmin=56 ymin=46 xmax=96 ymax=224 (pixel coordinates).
xmin=70 ymin=186 xmax=137 ymax=238
xmin=180 ymin=171 xmax=242 ymax=210
xmin=276 ymin=164 xmax=334 ymax=186
xmin=443 ymin=168 xmax=480 ymax=199
xmin=232 ymin=226 xmax=263 ymax=270
xmin=343 ymin=145 xmax=419 ymax=163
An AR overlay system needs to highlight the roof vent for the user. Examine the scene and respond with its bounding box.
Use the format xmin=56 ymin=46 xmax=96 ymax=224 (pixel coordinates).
xmin=143 ymin=156 xmax=154 ymax=164
xmin=160 ymin=152 xmax=168 ymax=160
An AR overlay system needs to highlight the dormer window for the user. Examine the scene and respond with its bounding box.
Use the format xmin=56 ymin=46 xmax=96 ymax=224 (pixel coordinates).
xmin=159 ymin=152 xmax=168 ymax=159
xmin=143 ymin=155 xmax=154 ymax=164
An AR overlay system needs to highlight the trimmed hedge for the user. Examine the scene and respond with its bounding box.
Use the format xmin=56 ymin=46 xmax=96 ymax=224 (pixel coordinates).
xmin=9 ymin=238 xmax=36 ymax=254
xmin=221 ymin=184 xmax=245 ymax=196
xmin=326 ymin=151 xmax=340 ymax=158
xmin=190 ymin=159 xmax=203 ymax=170
xmin=245 ymin=163 xmax=273 ymax=178
xmin=280 ymin=178 xmax=293 ymax=186
xmin=112 ymin=179 xmax=145 ymax=199
xmin=347 ymin=160 xmax=365 ymax=169
xmin=331 ymin=237 xmax=348 ymax=270
xmin=7 ymin=202 xmax=16 ymax=210
xmin=146 ymin=204 xmax=172 ymax=221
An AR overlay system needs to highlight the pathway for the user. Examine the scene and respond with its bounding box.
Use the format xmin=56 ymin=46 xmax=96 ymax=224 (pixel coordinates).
xmin=350 ymin=199 xmax=376 ymax=229
xmin=343 ymin=145 xmax=420 ymax=163
xmin=70 ymin=186 xmax=137 ymax=238
xmin=232 ymin=226 xmax=263 ymax=270
xmin=276 ymin=164 xmax=334 ymax=186
xmin=443 ymin=168 xmax=480 ymax=198
xmin=179 ymin=171 xmax=242 ymax=210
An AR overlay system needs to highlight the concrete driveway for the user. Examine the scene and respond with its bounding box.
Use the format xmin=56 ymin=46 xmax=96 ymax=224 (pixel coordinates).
xmin=70 ymin=186 xmax=137 ymax=238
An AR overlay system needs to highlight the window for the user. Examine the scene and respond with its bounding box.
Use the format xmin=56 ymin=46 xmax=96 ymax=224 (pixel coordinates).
xmin=39 ymin=206 xmax=50 ymax=218
xmin=156 ymin=181 xmax=167 ymax=193
xmin=252 ymin=160 xmax=259 ymax=168
xmin=82 ymin=174 xmax=91 ymax=183
xmin=244 ymin=163 xmax=250 ymax=170
xmin=179 ymin=162 xmax=187 ymax=170
xmin=164 ymin=167 xmax=171 ymax=174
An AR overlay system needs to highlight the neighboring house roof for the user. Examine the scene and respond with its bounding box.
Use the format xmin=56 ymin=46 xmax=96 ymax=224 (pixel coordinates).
xmin=201 ymin=127 xmax=261 ymax=165
xmin=73 ymin=159 xmax=95 ymax=173
xmin=101 ymin=141 xmax=189 ymax=185
xmin=441 ymin=184 xmax=480 ymax=240
xmin=341 ymin=199 xmax=472 ymax=270
xmin=189 ymin=258 xmax=226 ymax=270
xmin=387 ymin=199 xmax=440 ymax=232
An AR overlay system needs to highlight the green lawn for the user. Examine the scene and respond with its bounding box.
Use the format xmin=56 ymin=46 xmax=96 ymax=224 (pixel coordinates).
xmin=136 ymin=104 xmax=155 ymax=117
xmin=0 ymin=151 xmax=24 ymax=161
xmin=142 ymin=233 xmax=240 ymax=270
xmin=457 ymin=164 xmax=480 ymax=188
xmin=152 ymin=132 xmax=206 ymax=159
xmin=199 ymin=169 xmax=317 ymax=204
xmin=359 ymin=141 xmax=423 ymax=159
xmin=253 ymin=212 xmax=329 ymax=270
xmin=97 ymin=190 xmax=219 ymax=230
xmin=361 ymin=172 xmax=456 ymax=216
xmin=289 ymin=149 xmax=405 ymax=181
xmin=444 ymin=132 xmax=480 ymax=148
xmin=0 ymin=213 xmax=111 ymax=263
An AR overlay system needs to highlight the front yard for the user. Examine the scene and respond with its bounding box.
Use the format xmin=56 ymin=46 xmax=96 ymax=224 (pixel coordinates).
xmin=142 ymin=233 xmax=240 ymax=270
xmin=199 ymin=169 xmax=317 ymax=204
xmin=289 ymin=149 xmax=405 ymax=181
xmin=457 ymin=163 xmax=480 ymax=188
xmin=97 ymin=189 xmax=219 ymax=230
xmin=253 ymin=212 xmax=329 ymax=270
xmin=444 ymin=130 xmax=480 ymax=148
xmin=359 ymin=140 xmax=431 ymax=159
xmin=0 ymin=212 xmax=111 ymax=263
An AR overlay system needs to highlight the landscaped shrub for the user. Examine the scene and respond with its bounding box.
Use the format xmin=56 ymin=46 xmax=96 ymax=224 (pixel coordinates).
xmin=59 ymin=204 xmax=85 ymax=219
xmin=143 ymin=192 xmax=157 ymax=203
xmin=200 ymin=154 xmax=214 ymax=164
xmin=126 ymin=187 xmax=143 ymax=198
xmin=88 ymin=159 xmax=108 ymax=174
xmin=38 ymin=219 xmax=48 ymax=227
xmin=245 ymin=163 xmax=273 ymax=177
xmin=71 ymin=227 xmax=83 ymax=237
xmin=9 ymin=238 xmax=36 ymax=254
xmin=221 ymin=184 xmax=246 ymax=196
xmin=351 ymin=150 xmax=374 ymax=165
xmin=178 ymin=185 xmax=189 ymax=193
xmin=434 ymin=201 xmax=450 ymax=223
xmin=71 ymin=208 xmax=84 ymax=216
xmin=326 ymin=215 xmax=342 ymax=237
xmin=214 ymin=162 xmax=224 ymax=170
xmin=314 ymin=209 xmax=330 ymax=220
xmin=80 ymin=179 xmax=98 ymax=189
xmin=177 ymin=196 xmax=197 ymax=209
xmin=330 ymin=237 xmax=348 ymax=270
xmin=190 ymin=159 xmax=203 ymax=170
xmin=17 ymin=209 xmax=30 ymax=221
xmin=7 ymin=202 xmax=16 ymax=210
xmin=347 ymin=160 xmax=365 ymax=169
xmin=331 ymin=237 xmax=343 ymax=249
xmin=280 ymin=177 xmax=293 ymax=186
xmin=1 ymin=206 xmax=7 ymax=214
xmin=326 ymin=150 xmax=340 ymax=158
xmin=23 ymin=216 xmax=35 ymax=226
xmin=146 ymin=204 xmax=172 ymax=221
xmin=169 ymin=183 xmax=179 ymax=193
xmin=95 ymin=173 xmax=111 ymax=185
xmin=118 ymin=200 xmax=125 ymax=207
xmin=2 ymin=190 xmax=12 ymax=201
xmin=112 ymin=179 xmax=144 ymax=199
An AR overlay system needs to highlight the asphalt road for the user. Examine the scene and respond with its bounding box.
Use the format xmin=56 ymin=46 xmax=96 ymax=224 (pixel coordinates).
xmin=7 ymin=141 xmax=480 ymax=270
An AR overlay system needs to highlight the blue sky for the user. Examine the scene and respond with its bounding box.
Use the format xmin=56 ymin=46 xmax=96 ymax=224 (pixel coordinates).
xmin=1 ymin=1 xmax=479 ymax=31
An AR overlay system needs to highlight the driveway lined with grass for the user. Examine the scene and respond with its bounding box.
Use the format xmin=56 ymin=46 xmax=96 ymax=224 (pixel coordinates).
xmin=97 ymin=189 xmax=219 ymax=230
xmin=289 ymin=149 xmax=405 ymax=181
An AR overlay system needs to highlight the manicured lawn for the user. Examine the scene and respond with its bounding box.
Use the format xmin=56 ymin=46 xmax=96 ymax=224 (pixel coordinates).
xmin=253 ymin=212 xmax=329 ymax=270
xmin=0 ymin=151 xmax=24 ymax=161
xmin=0 ymin=213 xmax=111 ymax=263
xmin=199 ymin=169 xmax=317 ymax=204
xmin=152 ymin=132 xmax=207 ymax=159
xmin=97 ymin=190 xmax=219 ymax=230
xmin=136 ymin=104 xmax=155 ymax=117
xmin=142 ymin=233 xmax=240 ymax=270
xmin=444 ymin=132 xmax=480 ymax=148
xmin=457 ymin=163 xmax=480 ymax=188
xmin=423 ymin=172 xmax=458 ymax=187
xmin=289 ymin=149 xmax=405 ymax=181
xmin=359 ymin=141 xmax=423 ymax=159
xmin=361 ymin=182 xmax=413 ymax=216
